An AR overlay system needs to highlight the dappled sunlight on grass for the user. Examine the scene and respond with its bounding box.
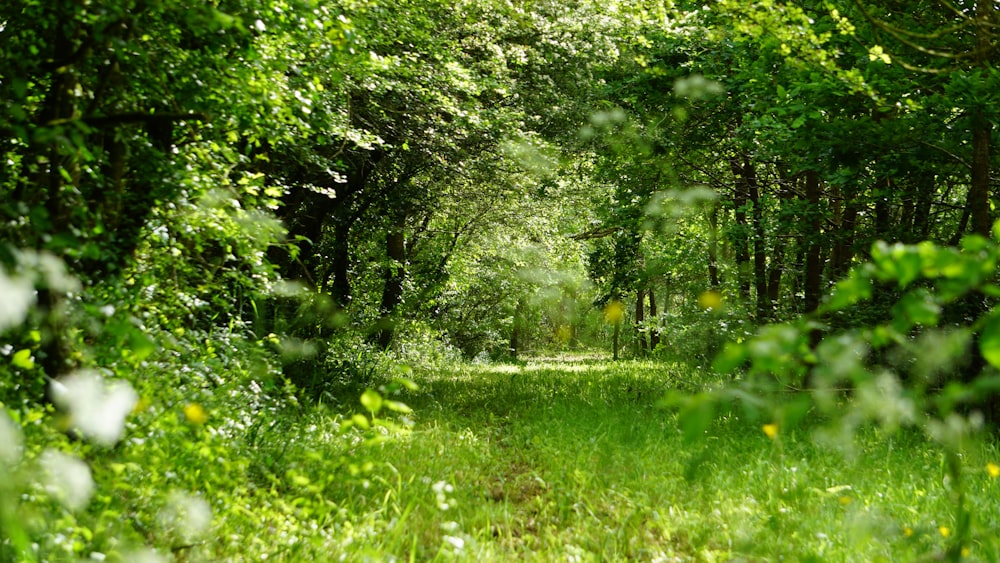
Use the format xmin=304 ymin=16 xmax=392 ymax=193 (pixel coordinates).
xmin=336 ymin=358 xmax=1000 ymax=560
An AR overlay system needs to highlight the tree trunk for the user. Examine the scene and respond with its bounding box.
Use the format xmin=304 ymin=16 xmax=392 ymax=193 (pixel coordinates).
xmin=648 ymin=289 xmax=660 ymax=350
xmin=767 ymin=242 xmax=784 ymax=311
xmin=970 ymin=112 xmax=992 ymax=237
xmin=330 ymin=220 xmax=353 ymax=308
xmin=803 ymin=171 xmax=822 ymax=314
xmin=707 ymin=205 xmax=721 ymax=287
xmin=635 ymin=288 xmax=647 ymax=354
xmin=913 ymin=172 xmax=934 ymax=241
xmin=874 ymin=179 xmax=892 ymax=241
xmin=831 ymin=198 xmax=859 ymax=279
xmin=374 ymin=218 xmax=407 ymax=350
xmin=746 ymin=161 xmax=771 ymax=321
xmin=971 ymin=0 xmax=994 ymax=239
xmin=510 ymin=297 xmax=526 ymax=360
xmin=613 ymin=321 xmax=621 ymax=361
xmin=730 ymin=159 xmax=752 ymax=301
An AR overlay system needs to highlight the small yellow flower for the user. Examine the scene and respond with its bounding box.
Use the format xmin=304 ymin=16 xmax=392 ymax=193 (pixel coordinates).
xmin=987 ymin=462 xmax=1000 ymax=478
xmin=903 ymin=526 xmax=914 ymax=537
xmin=939 ymin=526 xmax=951 ymax=538
xmin=962 ymin=547 xmax=971 ymax=558
xmin=183 ymin=403 xmax=208 ymax=425
xmin=603 ymin=301 xmax=625 ymax=324
xmin=838 ymin=496 xmax=852 ymax=505
xmin=697 ymin=290 xmax=723 ymax=311
xmin=762 ymin=423 xmax=779 ymax=439
xmin=132 ymin=396 xmax=151 ymax=414
xmin=555 ymin=325 xmax=572 ymax=343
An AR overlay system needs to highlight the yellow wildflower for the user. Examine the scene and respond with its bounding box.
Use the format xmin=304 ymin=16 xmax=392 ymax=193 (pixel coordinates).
xmin=183 ymin=403 xmax=208 ymax=425
xmin=762 ymin=423 xmax=779 ymax=439
xmin=132 ymin=396 xmax=151 ymax=414
xmin=987 ymin=462 xmax=1000 ymax=478
xmin=939 ymin=526 xmax=951 ymax=538
xmin=555 ymin=325 xmax=572 ymax=343
xmin=697 ymin=290 xmax=723 ymax=311
xmin=603 ymin=301 xmax=625 ymax=324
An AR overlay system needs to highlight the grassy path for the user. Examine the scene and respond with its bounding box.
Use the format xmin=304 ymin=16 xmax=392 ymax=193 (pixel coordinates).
xmin=326 ymin=358 xmax=1000 ymax=561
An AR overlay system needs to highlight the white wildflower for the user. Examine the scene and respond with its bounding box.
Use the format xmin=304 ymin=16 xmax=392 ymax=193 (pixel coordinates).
xmin=40 ymin=449 xmax=94 ymax=511
xmin=159 ymin=491 xmax=213 ymax=542
xmin=0 ymin=410 xmax=24 ymax=466
xmin=50 ymin=370 xmax=138 ymax=446
xmin=0 ymin=269 xmax=34 ymax=332
xmin=119 ymin=548 xmax=168 ymax=563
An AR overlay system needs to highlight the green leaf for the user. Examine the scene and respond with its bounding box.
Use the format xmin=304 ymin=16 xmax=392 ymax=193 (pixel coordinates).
xmin=712 ymin=341 xmax=748 ymax=373
xmin=678 ymin=395 xmax=715 ymax=445
xmin=11 ymin=349 xmax=34 ymax=370
xmin=350 ymin=413 xmax=370 ymax=430
xmin=822 ymin=268 xmax=873 ymax=311
xmin=394 ymin=377 xmax=419 ymax=391
xmin=871 ymin=242 xmax=922 ymax=287
xmin=384 ymin=400 xmax=412 ymax=414
xmin=981 ymin=313 xmax=1000 ymax=369
xmin=892 ymin=290 xmax=940 ymax=327
xmin=360 ymin=389 xmax=383 ymax=415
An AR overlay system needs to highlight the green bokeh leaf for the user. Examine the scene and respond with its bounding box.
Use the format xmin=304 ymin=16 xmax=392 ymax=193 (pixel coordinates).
xmin=979 ymin=312 xmax=1000 ymax=370
xmin=360 ymin=389 xmax=383 ymax=415
xmin=678 ymin=395 xmax=715 ymax=445
xmin=11 ymin=349 xmax=34 ymax=370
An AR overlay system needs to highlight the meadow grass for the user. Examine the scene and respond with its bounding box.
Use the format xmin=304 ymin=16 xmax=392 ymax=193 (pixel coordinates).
xmin=322 ymin=357 xmax=1000 ymax=562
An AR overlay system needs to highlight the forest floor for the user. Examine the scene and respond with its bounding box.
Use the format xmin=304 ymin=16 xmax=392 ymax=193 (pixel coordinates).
xmin=315 ymin=357 xmax=1000 ymax=561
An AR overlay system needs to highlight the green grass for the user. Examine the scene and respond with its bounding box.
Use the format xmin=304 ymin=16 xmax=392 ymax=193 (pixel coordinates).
xmin=314 ymin=358 xmax=1000 ymax=562
xmin=11 ymin=356 xmax=1000 ymax=561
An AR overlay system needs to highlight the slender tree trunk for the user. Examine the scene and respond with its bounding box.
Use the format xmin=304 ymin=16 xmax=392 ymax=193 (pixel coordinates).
xmin=707 ymin=205 xmax=721 ymax=288
xmin=635 ymin=288 xmax=647 ymax=354
xmin=510 ymin=297 xmax=526 ymax=359
xmin=613 ymin=321 xmax=621 ymax=361
xmin=330 ymin=220 xmax=352 ymax=308
xmin=831 ymin=198 xmax=859 ymax=279
xmin=767 ymin=242 xmax=784 ymax=311
xmin=746 ymin=161 xmax=771 ymax=321
xmin=913 ymin=173 xmax=934 ymax=241
xmin=970 ymin=114 xmax=992 ymax=237
xmin=374 ymin=217 xmax=407 ymax=350
xmin=971 ymin=0 xmax=994 ymax=239
xmin=874 ymin=179 xmax=892 ymax=241
xmin=648 ymin=289 xmax=660 ymax=350
xmin=730 ymin=158 xmax=751 ymax=301
xmin=803 ymin=171 xmax=822 ymax=314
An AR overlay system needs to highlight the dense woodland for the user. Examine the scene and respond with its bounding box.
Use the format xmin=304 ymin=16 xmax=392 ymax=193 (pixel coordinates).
xmin=3 ymin=0 xmax=1000 ymax=560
